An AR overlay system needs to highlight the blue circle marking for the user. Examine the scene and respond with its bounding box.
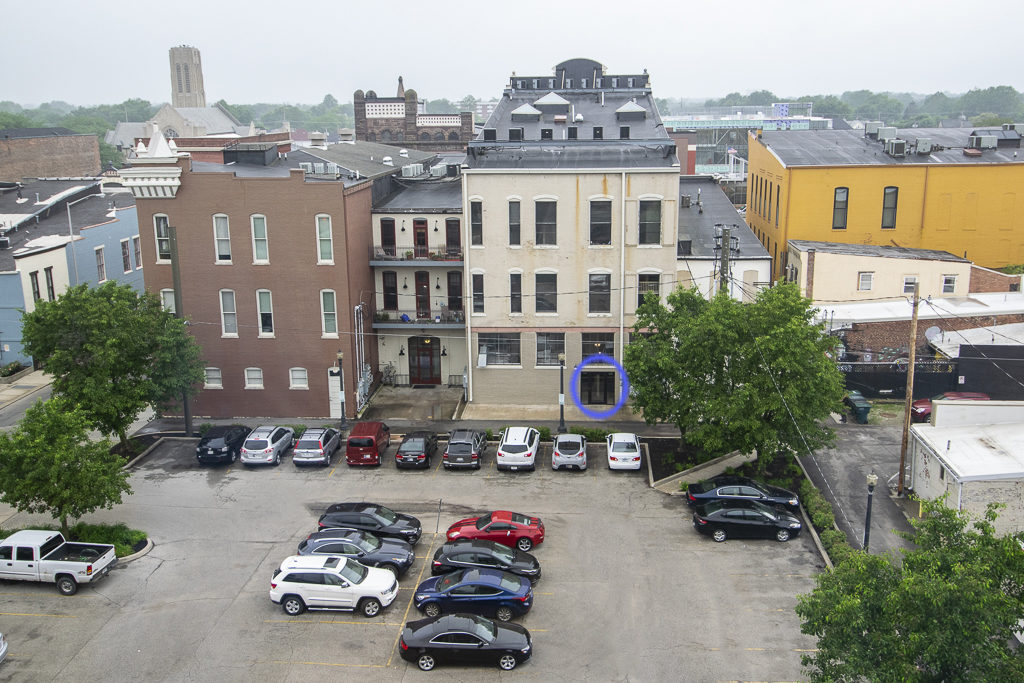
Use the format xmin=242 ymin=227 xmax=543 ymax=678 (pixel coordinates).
xmin=569 ymin=354 xmax=631 ymax=420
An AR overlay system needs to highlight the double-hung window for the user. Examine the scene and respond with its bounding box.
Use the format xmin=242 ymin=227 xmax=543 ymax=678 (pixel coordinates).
xmin=942 ymin=275 xmax=957 ymax=294
xmin=121 ymin=239 xmax=132 ymax=273
xmin=316 ymin=215 xmax=333 ymax=263
xmin=251 ymin=215 xmax=269 ymax=263
xmin=219 ymin=290 xmax=237 ymax=335
xmin=589 ymin=273 xmax=611 ymax=313
xmin=638 ymin=273 xmax=659 ymax=307
xmin=535 ymin=273 xmax=557 ymax=313
xmin=204 ymin=367 xmax=222 ymax=389
xmin=833 ymin=188 xmax=849 ymax=230
xmin=44 ymin=267 xmax=55 ymax=300
xmin=321 ymin=290 xmax=338 ymax=336
xmin=245 ymin=368 xmax=263 ymax=389
xmin=535 ymin=201 xmax=556 ymax=245
xmin=881 ymin=187 xmax=898 ymax=229
xmin=590 ymin=200 xmax=611 ymax=245
xmin=160 ymin=289 xmax=176 ymax=314
xmin=471 ymin=201 xmax=483 ymax=245
xmin=510 ymin=273 xmax=522 ymax=314
xmin=95 ymin=246 xmax=106 ymax=282
xmin=858 ymin=272 xmax=873 ymax=291
xmin=508 ymin=201 xmax=520 ymax=246
xmin=257 ymin=289 xmax=274 ymax=336
xmin=132 ymin=236 xmax=142 ymax=269
xmin=214 ymin=214 xmax=231 ymax=262
xmin=638 ymin=200 xmax=661 ymax=245
xmin=581 ymin=333 xmax=614 ymax=360
xmin=155 ymin=215 xmax=171 ymax=261
xmin=472 ymin=273 xmax=484 ymax=313
xmin=382 ymin=272 xmax=398 ymax=310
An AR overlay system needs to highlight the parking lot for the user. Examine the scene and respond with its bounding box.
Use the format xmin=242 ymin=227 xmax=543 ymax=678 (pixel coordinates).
xmin=0 ymin=436 xmax=820 ymax=681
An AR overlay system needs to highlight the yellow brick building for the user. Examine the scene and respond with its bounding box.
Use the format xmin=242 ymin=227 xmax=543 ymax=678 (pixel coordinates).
xmin=745 ymin=126 xmax=1024 ymax=280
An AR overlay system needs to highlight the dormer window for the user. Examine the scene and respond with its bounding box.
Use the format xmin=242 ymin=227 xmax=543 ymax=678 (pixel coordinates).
xmin=541 ymin=129 xmax=553 ymax=140
xmin=581 ymin=78 xmax=587 ymax=88
xmin=566 ymin=78 xmax=572 ymax=88
xmin=509 ymin=127 xmax=523 ymax=141
xmin=593 ymin=126 xmax=603 ymax=140
xmin=611 ymin=78 xmax=618 ymax=88
xmin=568 ymin=127 xmax=578 ymax=140
xmin=628 ymin=77 xmax=635 ymax=87
xmin=483 ymin=129 xmax=497 ymax=141
xmin=620 ymin=126 xmax=630 ymax=139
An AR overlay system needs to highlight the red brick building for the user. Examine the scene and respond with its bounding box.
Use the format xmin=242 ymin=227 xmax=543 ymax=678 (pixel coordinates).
xmin=0 ymin=128 xmax=100 ymax=181
xmin=354 ymin=78 xmax=473 ymax=152
xmin=120 ymin=130 xmax=383 ymax=419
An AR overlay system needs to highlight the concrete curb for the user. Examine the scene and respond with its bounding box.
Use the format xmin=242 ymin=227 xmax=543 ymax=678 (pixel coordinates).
xmin=118 ymin=538 xmax=155 ymax=564
xmin=122 ymin=434 xmax=193 ymax=470
xmin=796 ymin=455 xmax=839 ymax=570
xmin=0 ymin=380 xmax=50 ymax=412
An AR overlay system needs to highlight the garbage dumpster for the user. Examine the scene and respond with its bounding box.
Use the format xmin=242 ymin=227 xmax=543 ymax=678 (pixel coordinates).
xmin=844 ymin=390 xmax=872 ymax=424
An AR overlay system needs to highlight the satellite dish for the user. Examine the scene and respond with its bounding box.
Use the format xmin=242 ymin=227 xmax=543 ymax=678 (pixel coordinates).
xmin=924 ymin=326 xmax=942 ymax=342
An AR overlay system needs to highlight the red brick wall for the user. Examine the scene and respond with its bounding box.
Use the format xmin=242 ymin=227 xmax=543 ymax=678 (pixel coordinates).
xmin=842 ymin=312 xmax=1024 ymax=360
xmin=0 ymin=134 xmax=100 ymax=180
xmin=135 ymin=159 xmax=376 ymax=418
xmin=969 ymin=265 xmax=1022 ymax=293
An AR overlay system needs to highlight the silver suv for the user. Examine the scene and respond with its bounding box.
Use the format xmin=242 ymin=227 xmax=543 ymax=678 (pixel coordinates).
xmin=240 ymin=425 xmax=294 ymax=466
xmin=293 ymin=428 xmax=341 ymax=467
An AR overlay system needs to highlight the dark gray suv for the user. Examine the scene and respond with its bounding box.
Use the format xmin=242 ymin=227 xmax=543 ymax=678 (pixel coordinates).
xmin=443 ymin=429 xmax=488 ymax=470
xmin=298 ymin=529 xmax=415 ymax=577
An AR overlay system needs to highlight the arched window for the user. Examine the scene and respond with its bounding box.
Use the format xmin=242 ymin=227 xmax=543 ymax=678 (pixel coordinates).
xmin=366 ymin=132 xmax=376 ymax=142
xmin=434 ymin=132 xmax=445 ymax=141
xmin=448 ymin=131 xmax=459 ymax=141
xmin=420 ymin=132 xmax=430 ymax=141
xmin=381 ymin=130 xmax=392 ymax=142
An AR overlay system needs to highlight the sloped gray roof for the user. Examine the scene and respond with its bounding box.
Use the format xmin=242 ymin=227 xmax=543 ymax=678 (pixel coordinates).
xmin=677 ymin=176 xmax=769 ymax=260
xmin=105 ymin=121 xmax=149 ymax=148
xmin=788 ymin=240 xmax=968 ymax=262
xmin=175 ymin=107 xmax=247 ymax=135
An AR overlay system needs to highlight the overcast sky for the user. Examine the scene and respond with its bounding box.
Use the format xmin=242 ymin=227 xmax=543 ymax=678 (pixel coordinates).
xmin=4 ymin=0 xmax=1022 ymax=108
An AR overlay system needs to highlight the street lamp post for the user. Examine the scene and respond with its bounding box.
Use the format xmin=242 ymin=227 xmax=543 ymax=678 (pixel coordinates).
xmin=337 ymin=350 xmax=348 ymax=431
xmin=66 ymin=192 xmax=105 ymax=285
xmin=557 ymin=352 xmax=567 ymax=434
xmin=863 ymin=472 xmax=878 ymax=552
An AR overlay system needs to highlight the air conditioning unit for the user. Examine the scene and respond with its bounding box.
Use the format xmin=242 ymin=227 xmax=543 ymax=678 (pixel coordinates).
xmin=0 ymin=235 xmax=9 ymax=250
xmin=400 ymin=163 xmax=424 ymax=177
xmin=429 ymin=165 xmax=446 ymax=177
xmin=864 ymin=121 xmax=883 ymax=138
xmin=915 ymin=138 xmax=932 ymax=154
xmin=877 ymin=127 xmax=897 ymax=142
xmin=885 ymin=139 xmax=907 ymax=158
xmin=968 ymin=135 xmax=997 ymax=150
xmin=298 ymin=162 xmax=313 ymax=173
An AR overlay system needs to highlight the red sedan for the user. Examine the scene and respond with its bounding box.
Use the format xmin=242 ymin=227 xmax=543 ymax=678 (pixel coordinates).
xmin=910 ymin=391 xmax=990 ymax=423
xmin=446 ymin=510 xmax=544 ymax=552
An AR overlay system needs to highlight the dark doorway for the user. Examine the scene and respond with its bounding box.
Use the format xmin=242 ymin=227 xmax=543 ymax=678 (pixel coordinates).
xmin=380 ymin=218 xmax=396 ymax=257
xmin=414 ymin=219 xmax=429 ymax=257
xmin=409 ymin=336 xmax=441 ymax=385
xmin=446 ymin=218 xmax=461 ymax=258
xmin=580 ymin=371 xmax=615 ymax=405
xmin=415 ymin=271 xmax=430 ymax=318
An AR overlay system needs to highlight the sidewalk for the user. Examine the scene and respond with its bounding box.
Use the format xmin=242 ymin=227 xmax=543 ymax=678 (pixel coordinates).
xmin=0 ymin=369 xmax=52 ymax=411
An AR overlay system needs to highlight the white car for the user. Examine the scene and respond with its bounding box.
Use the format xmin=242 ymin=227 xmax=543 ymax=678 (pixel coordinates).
xmin=552 ymin=433 xmax=587 ymax=471
xmin=240 ymin=425 xmax=294 ymax=466
xmin=269 ymin=555 xmax=398 ymax=617
xmin=495 ymin=427 xmax=540 ymax=471
xmin=606 ymin=432 xmax=642 ymax=470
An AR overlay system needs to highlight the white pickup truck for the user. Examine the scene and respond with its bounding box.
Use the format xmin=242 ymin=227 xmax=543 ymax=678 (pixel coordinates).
xmin=0 ymin=530 xmax=117 ymax=595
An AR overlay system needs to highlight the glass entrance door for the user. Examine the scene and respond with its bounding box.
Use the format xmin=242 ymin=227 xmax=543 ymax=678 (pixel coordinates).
xmin=580 ymin=371 xmax=615 ymax=405
xmin=408 ymin=336 xmax=441 ymax=385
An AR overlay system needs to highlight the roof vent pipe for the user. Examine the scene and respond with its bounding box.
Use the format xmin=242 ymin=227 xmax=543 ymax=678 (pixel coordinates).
xmin=601 ymin=91 xmax=604 ymax=107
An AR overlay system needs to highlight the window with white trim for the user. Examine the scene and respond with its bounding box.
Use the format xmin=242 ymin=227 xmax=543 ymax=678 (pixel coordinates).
xmin=160 ymin=288 xmax=175 ymax=314
xmin=321 ymin=290 xmax=338 ymax=336
xmin=942 ymin=275 xmax=957 ymax=294
xmin=220 ymin=289 xmax=237 ymax=336
xmin=154 ymin=215 xmax=171 ymax=261
xmin=316 ymin=215 xmax=333 ymax=263
xmin=95 ymin=246 xmax=106 ymax=282
xmin=214 ymin=214 xmax=231 ymax=262
xmin=478 ymin=333 xmax=521 ymax=365
xmin=858 ymin=272 xmax=873 ymax=291
xmin=256 ymin=289 xmax=274 ymax=336
xmin=536 ymin=273 xmax=557 ymax=313
xmin=903 ymin=276 xmax=918 ymax=294
xmin=245 ymin=367 xmax=264 ymax=389
xmin=508 ymin=201 xmax=520 ymax=246
xmin=881 ymin=187 xmax=898 ymax=229
xmin=132 ymin=235 xmax=142 ymax=269
xmin=251 ymin=215 xmax=269 ymax=263
xmin=590 ymin=200 xmax=611 ymax=245
xmin=289 ymin=367 xmax=309 ymax=390
xmin=589 ymin=273 xmax=611 ymax=313
xmin=44 ymin=267 xmax=55 ymax=300
xmin=121 ymin=239 xmax=132 ymax=273
xmin=638 ymin=273 xmax=660 ymax=307
xmin=536 ymin=332 xmax=564 ymax=366
xmin=638 ymin=200 xmax=661 ymax=245
xmin=535 ymin=201 xmax=557 ymax=245
xmin=204 ymin=367 xmax=223 ymax=389
xmin=29 ymin=271 xmax=40 ymax=301
xmin=472 ymin=273 xmax=484 ymax=313
xmin=510 ymin=273 xmax=522 ymax=314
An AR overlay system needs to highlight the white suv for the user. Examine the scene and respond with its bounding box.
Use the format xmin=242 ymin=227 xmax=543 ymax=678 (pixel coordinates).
xmin=495 ymin=427 xmax=540 ymax=472
xmin=270 ymin=555 xmax=398 ymax=617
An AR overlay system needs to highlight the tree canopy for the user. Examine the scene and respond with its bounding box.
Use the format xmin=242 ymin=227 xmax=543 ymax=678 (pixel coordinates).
xmin=796 ymin=498 xmax=1024 ymax=682
xmin=0 ymin=397 xmax=130 ymax=535
xmin=623 ymin=283 xmax=844 ymax=469
xmin=21 ymin=282 xmax=204 ymax=448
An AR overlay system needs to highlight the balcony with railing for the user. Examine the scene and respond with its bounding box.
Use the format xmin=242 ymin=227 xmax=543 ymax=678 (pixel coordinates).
xmin=370 ymin=244 xmax=464 ymax=265
xmin=372 ymin=307 xmax=466 ymax=329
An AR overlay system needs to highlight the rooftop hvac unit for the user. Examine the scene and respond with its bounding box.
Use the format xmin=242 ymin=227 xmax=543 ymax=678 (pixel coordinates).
xmin=864 ymin=121 xmax=883 ymax=138
xmin=0 ymin=236 xmax=9 ymax=250
xmin=313 ymin=162 xmax=325 ymax=174
xmin=915 ymin=138 xmax=932 ymax=155
xmin=298 ymin=162 xmax=313 ymax=173
xmin=968 ymin=135 xmax=997 ymax=150
xmin=400 ymin=163 xmax=424 ymax=177
xmin=429 ymin=165 xmax=446 ymax=177
xmin=877 ymin=127 xmax=897 ymax=142
xmin=980 ymin=135 xmax=997 ymax=149
xmin=885 ymin=139 xmax=907 ymax=158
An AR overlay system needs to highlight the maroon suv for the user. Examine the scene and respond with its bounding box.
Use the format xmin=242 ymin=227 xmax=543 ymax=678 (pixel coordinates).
xmin=910 ymin=391 xmax=990 ymax=423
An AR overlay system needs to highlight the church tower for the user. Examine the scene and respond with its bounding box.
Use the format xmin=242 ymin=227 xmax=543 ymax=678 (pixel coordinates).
xmin=169 ymin=45 xmax=206 ymax=108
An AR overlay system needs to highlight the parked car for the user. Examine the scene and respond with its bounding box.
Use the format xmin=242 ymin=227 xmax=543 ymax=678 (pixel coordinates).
xmin=413 ymin=568 xmax=533 ymax=622
xmin=0 ymin=530 xmax=117 ymax=595
xmin=0 ymin=632 xmax=6 ymax=665
xmin=432 ymin=539 xmax=541 ymax=582
xmin=346 ymin=421 xmax=390 ymax=466
xmin=396 ymin=431 xmax=438 ymax=469
xmin=318 ymin=502 xmax=422 ymax=544
xmin=240 ymin=425 xmax=295 ymax=466
xmin=686 ymin=475 xmax=800 ymax=512
xmin=495 ymin=427 xmax=540 ymax=471
xmin=551 ymin=433 xmax=587 ymax=471
xmin=298 ymin=529 xmax=415 ymax=577
xmin=692 ymin=499 xmax=803 ymax=543
xmin=269 ymin=554 xmax=398 ymax=617
xmin=399 ymin=613 xmax=532 ymax=672
xmin=443 ymin=429 xmax=487 ymax=470
xmin=446 ymin=510 xmax=544 ymax=552
xmin=292 ymin=427 xmax=340 ymax=467
xmin=606 ymin=432 xmax=642 ymax=470
xmin=910 ymin=391 xmax=991 ymax=423
xmin=195 ymin=424 xmax=251 ymax=465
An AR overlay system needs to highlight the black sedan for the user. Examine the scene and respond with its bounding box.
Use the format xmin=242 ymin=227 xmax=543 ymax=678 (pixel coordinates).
xmin=686 ymin=475 xmax=800 ymax=512
xmin=432 ymin=539 xmax=540 ymax=582
xmin=195 ymin=425 xmax=251 ymax=464
xmin=298 ymin=529 xmax=415 ymax=577
xmin=399 ymin=613 xmax=532 ymax=672
xmin=396 ymin=431 xmax=439 ymax=469
xmin=692 ymin=499 xmax=803 ymax=543
xmin=317 ymin=502 xmax=422 ymax=544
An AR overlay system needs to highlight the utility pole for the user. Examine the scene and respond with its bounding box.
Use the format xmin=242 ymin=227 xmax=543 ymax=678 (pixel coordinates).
xmin=897 ymin=282 xmax=919 ymax=496
xmin=718 ymin=224 xmax=731 ymax=296
xmin=168 ymin=225 xmax=193 ymax=437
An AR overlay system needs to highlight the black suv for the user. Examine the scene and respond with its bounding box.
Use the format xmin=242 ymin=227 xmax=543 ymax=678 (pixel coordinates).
xmin=396 ymin=431 xmax=439 ymax=469
xmin=432 ymin=539 xmax=541 ymax=582
xmin=444 ymin=429 xmax=488 ymax=469
xmin=318 ymin=502 xmax=422 ymax=544
xmin=196 ymin=425 xmax=251 ymax=465
xmin=298 ymin=529 xmax=415 ymax=577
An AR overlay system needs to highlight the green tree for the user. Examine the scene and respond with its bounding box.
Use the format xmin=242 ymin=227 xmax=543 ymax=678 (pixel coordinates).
xmin=959 ymin=86 xmax=1023 ymax=117
xmin=798 ymin=95 xmax=852 ymax=120
xmin=624 ymin=283 xmax=844 ymax=471
xmin=0 ymin=111 xmax=36 ymax=129
xmin=458 ymin=95 xmax=478 ymax=112
xmin=0 ymin=398 xmax=131 ymax=535
xmin=21 ymin=282 xmax=204 ymax=449
xmin=972 ymin=112 xmax=1014 ymax=127
xmin=796 ymin=498 xmax=1024 ymax=682
xmin=425 ymin=98 xmax=457 ymax=114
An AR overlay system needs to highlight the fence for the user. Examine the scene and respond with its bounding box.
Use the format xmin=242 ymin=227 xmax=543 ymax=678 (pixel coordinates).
xmin=839 ymin=360 xmax=957 ymax=399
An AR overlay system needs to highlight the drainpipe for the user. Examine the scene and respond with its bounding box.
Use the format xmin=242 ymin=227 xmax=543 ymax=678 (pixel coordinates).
xmin=463 ymin=171 xmax=473 ymax=402
xmin=618 ymin=171 xmax=626 ymax=373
